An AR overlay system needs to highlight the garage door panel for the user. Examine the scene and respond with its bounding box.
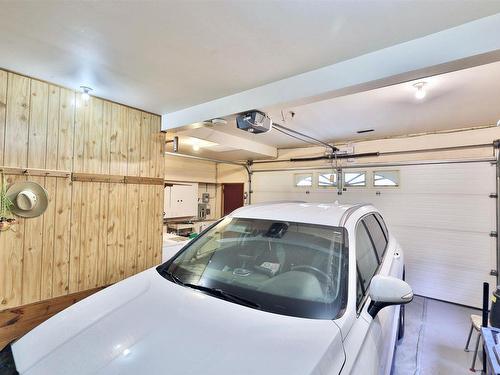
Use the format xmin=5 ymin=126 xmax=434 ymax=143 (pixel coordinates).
xmin=365 ymin=194 xmax=494 ymax=233
xmin=393 ymin=226 xmax=493 ymax=269
xmin=340 ymin=193 xmax=494 ymax=234
xmin=394 ymin=164 xmax=495 ymax=195
xmin=407 ymin=265 xmax=495 ymax=308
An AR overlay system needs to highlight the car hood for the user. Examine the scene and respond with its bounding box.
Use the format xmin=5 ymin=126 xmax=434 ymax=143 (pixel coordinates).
xmin=12 ymin=269 xmax=345 ymax=375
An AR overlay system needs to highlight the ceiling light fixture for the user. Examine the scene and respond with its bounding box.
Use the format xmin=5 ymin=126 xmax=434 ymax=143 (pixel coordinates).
xmin=210 ymin=118 xmax=228 ymax=126
xmin=80 ymin=86 xmax=93 ymax=101
xmin=413 ymin=82 xmax=427 ymax=100
xmin=192 ymin=144 xmax=200 ymax=151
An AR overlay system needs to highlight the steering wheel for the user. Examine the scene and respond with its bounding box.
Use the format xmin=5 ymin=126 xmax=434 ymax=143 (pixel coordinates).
xmin=291 ymin=265 xmax=331 ymax=283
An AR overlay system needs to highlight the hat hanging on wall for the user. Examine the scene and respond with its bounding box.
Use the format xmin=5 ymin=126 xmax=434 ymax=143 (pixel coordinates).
xmin=6 ymin=181 xmax=49 ymax=218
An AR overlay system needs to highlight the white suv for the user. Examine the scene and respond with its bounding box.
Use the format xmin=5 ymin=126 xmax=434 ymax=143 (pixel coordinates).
xmin=12 ymin=202 xmax=412 ymax=375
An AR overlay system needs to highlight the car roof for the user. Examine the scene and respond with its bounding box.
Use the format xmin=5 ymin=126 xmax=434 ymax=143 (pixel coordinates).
xmin=230 ymin=201 xmax=369 ymax=227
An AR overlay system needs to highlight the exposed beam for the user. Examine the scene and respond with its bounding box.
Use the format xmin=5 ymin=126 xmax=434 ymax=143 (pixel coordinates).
xmin=162 ymin=13 xmax=500 ymax=130
xmin=175 ymin=127 xmax=277 ymax=158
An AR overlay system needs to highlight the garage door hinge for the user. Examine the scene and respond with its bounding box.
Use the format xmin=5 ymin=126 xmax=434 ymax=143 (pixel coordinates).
xmin=491 ymin=270 xmax=498 ymax=277
xmin=490 ymin=193 xmax=498 ymax=198
xmin=491 ymin=231 xmax=498 ymax=238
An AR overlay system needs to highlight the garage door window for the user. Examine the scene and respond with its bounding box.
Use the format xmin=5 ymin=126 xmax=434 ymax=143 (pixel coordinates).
xmin=363 ymin=214 xmax=388 ymax=260
xmin=318 ymin=172 xmax=337 ymax=188
xmin=373 ymin=170 xmax=399 ymax=187
xmin=344 ymin=172 xmax=366 ymax=187
xmin=294 ymin=173 xmax=313 ymax=187
xmin=356 ymin=222 xmax=379 ymax=305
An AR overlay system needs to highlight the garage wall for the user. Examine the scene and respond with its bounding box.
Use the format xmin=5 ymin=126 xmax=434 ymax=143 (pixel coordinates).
xmin=0 ymin=70 xmax=164 ymax=309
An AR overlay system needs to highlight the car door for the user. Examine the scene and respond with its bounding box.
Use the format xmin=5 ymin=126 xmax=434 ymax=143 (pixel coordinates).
xmin=342 ymin=213 xmax=398 ymax=375
xmin=361 ymin=214 xmax=400 ymax=374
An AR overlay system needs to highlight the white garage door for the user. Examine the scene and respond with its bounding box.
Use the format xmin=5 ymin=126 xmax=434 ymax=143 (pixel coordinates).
xmin=252 ymin=162 xmax=497 ymax=308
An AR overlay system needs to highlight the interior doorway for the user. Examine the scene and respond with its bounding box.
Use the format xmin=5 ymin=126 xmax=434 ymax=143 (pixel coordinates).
xmin=222 ymin=183 xmax=245 ymax=216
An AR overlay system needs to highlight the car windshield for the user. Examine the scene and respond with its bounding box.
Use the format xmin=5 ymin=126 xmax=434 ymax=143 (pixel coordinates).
xmin=157 ymin=217 xmax=348 ymax=319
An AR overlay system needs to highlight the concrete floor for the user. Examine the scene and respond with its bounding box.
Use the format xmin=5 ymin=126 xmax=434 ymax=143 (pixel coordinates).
xmin=393 ymin=296 xmax=482 ymax=375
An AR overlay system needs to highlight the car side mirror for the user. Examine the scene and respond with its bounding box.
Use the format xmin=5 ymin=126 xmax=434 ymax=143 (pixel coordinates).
xmin=368 ymin=275 xmax=413 ymax=318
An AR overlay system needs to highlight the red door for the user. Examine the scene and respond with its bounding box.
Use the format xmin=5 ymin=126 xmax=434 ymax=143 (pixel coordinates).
xmin=222 ymin=183 xmax=244 ymax=215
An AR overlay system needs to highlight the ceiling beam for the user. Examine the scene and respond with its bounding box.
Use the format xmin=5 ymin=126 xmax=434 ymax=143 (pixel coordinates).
xmin=175 ymin=127 xmax=277 ymax=158
xmin=162 ymin=13 xmax=500 ymax=131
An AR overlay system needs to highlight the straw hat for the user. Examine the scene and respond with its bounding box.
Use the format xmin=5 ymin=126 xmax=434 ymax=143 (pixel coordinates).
xmin=6 ymin=181 xmax=49 ymax=218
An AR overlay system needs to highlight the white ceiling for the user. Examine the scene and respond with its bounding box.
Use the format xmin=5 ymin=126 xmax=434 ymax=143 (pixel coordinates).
xmin=1 ymin=1 xmax=500 ymax=115
xmin=176 ymin=61 xmax=500 ymax=151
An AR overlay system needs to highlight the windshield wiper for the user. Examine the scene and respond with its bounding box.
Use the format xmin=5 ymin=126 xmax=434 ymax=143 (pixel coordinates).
xmin=164 ymin=270 xmax=185 ymax=285
xmin=183 ymin=283 xmax=262 ymax=310
xmin=163 ymin=270 xmax=261 ymax=310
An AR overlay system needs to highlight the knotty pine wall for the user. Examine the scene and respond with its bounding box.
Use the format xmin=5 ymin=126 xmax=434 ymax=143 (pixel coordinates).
xmin=0 ymin=69 xmax=165 ymax=309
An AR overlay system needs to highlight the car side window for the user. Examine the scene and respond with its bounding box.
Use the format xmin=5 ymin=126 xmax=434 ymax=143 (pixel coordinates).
xmin=374 ymin=213 xmax=389 ymax=239
xmin=356 ymin=222 xmax=379 ymax=305
xmin=363 ymin=214 xmax=388 ymax=260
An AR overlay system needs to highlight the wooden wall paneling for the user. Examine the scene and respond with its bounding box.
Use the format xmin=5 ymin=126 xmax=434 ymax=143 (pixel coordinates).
xmin=127 ymin=108 xmax=142 ymax=177
xmin=0 ymin=70 xmax=166 ymax=312
xmin=27 ymin=80 xmax=49 ymax=169
xmin=21 ymin=175 xmax=45 ymax=305
xmin=79 ymin=182 xmax=100 ymax=290
xmin=68 ymin=180 xmax=82 ymax=294
xmin=57 ymin=88 xmax=75 ymax=171
xmin=101 ymin=102 xmax=112 ymax=175
xmin=139 ymin=113 xmax=151 ymax=177
xmin=52 ymin=177 xmax=72 ymax=297
xmin=145 ymin=185 xmax=156 ymax=268
xmin=83 ymin=98 xmax=103 ymax=174
xmin=109 ymin=104 xmax=128 ymax=175
xmin=40 ymin=177 xmax=57 ymax=300
xmin=96 ymin=182 xmax=108 ymax=286
xmin=153 ymin=185 xmax=163 ymax=265
xmin=73 ymin=93 xmax=87 ymax=172
xmin=4 ymin=73 xmax=30 ymax=168
xmin=155 ymin=117 xmax=165 ymax=178
xmin=106 ymin=183 xmax=126 ymax=283
xmin=0 ymin=70 xmax=8 ymax=165
xmin=45 ymin=85 xmax=61 ymax=170
xmin=124 ymin=184 xmax=139 ymax=278
xmin=149 ymin=116 xmax=159 ymax=178
xmin=136 ymin=184 xmax=149 ymax=272
xmin=0 ymin=175 xmax=26 ymax=309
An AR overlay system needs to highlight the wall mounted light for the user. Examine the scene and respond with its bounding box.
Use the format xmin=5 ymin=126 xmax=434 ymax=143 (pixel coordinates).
xmin=80 ymin=86 xmax=93 ymax=101
xmin=413 ymin=82 xmax=427 ymax=100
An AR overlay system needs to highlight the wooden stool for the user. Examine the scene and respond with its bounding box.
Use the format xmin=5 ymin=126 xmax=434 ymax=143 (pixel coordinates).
xmin=465 ymin=314 xmax=484 ymax=372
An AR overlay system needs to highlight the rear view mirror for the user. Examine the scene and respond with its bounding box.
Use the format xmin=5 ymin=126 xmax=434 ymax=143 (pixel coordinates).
xmin=368 ymin=275 xmax=413 ymax=318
